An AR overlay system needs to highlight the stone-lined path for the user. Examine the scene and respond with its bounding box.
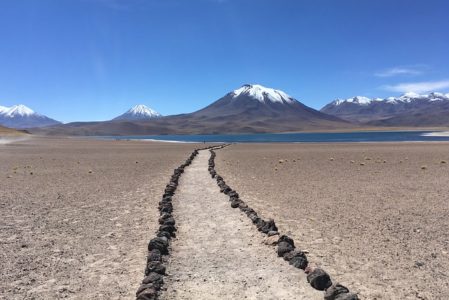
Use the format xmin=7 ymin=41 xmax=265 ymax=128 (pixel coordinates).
xmin=161 ymin=150 xmax=321 ymax=299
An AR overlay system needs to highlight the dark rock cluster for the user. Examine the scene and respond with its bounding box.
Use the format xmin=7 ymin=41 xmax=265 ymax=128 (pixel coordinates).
xmin=136 ymin=145 xmax=220 ymax=300
xmin=207 ymin=148 xmax=360 ymax=300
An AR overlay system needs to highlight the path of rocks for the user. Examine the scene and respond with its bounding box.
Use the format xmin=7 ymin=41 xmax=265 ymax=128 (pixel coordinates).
xmin=161 ymin=150 xmax=322 ymax=299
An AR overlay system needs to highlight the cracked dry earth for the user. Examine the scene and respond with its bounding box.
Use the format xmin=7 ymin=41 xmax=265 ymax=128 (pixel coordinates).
xmin=161 ymin=150 xmax=321 ymax=300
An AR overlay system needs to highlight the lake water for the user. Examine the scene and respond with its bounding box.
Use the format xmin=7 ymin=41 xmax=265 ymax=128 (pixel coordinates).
xmin=106 ymin=131 xmax=449 ymax=143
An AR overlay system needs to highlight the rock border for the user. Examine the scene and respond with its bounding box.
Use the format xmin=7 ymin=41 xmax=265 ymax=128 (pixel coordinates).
xmin=208 ymin=148 xmax=360 ymax=300
xmin=136 ymin=145 xmax=223 ymax=300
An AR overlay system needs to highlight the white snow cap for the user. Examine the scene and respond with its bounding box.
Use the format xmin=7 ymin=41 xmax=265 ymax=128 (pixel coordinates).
xmin=127 ymin=104 xmax=161 ymax=117
xmin=1 ymin=104 xmax=36 ymax=117
xmin=332 ymin=92 xmax=449 ymax=106
xmin=231 ymin=84 xmax=295 ymax=103
xmin=333 ymin=96 xmax=378 ymax=106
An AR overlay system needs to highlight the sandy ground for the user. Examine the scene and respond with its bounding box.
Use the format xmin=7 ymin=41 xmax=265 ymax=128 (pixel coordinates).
xmin=0 ymin=137 xmax=201 ymax=300
xmin=162 ymin=150 xmax=321 ymax=300
xmin=215 ymin=143 xmax=449 ymax=300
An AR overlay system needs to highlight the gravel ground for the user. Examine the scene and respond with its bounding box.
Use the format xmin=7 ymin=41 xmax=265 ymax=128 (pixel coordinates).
xmin=0 ymin=137 xmax=200 ymax=300
xmin=215 ymin=142 xmax=449 ymax=300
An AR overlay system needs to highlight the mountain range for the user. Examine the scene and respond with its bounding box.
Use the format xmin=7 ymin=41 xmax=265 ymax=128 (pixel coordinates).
xmin=30 ymin=84 xmax=353 ymax=135
xmin=321 ymin=92 xmax=449 ymax=126
xmin=3 ymin=84 xmax=449 ymax=135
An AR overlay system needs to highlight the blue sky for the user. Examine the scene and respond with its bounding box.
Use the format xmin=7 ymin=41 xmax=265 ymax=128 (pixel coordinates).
xmin=1 ymin=0 xmax=448 ymax=122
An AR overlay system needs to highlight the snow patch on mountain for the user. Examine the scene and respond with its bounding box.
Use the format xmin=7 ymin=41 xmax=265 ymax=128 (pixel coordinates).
xmin=330 ymin=92 xmax=449 ymax=106
xmin=127 ymin=104 xmax=161 ymax=117
xmin=113 ymin=104 xmax=162 ymax=121
xmin=2 ymin=104 xmax=36 ymax=117
xmin=231 ymin=84 xmax=295 ymax=104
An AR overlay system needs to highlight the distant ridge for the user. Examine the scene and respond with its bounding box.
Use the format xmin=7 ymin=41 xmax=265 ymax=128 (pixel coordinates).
xmin=321 ymin=92 xmax=449 ymax=125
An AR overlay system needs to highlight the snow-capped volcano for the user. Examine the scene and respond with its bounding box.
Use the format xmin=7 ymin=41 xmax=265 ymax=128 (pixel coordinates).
xmin=0 ymin=104 xmax=61 ymax=128
xmin=189 ymin=84 xmax=349 ymax=130
xmin=230 ymin=84 xmax=295 ymax=104
xmin=321 ymin=92 xmax=449 ymax=125
xmin=113 ymin=104 xmax=162 ymax=121
xmin=3 ymin=104 xmax=35 ymax=117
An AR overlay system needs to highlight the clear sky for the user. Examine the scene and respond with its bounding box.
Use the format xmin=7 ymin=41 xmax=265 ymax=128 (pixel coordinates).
xmin=1 ymin=0 xmax=448 ymax=123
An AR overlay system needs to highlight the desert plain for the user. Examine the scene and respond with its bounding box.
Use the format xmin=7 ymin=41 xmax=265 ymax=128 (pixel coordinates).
xmin=0 ymin=137 xmax=201 ymax=299
xmin=1 ymin=137 xmax=449 ymax=300
xmin=216 ymin=142 xmax=449 ymax=299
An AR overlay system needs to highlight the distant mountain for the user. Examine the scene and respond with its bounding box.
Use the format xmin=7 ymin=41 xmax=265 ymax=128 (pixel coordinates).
xmin=113 ymin=104 xmax=161 ymax=121
xmin=32 ymin=84 xmax=352 ymax=136
xmin=188 ymin=84 xmax=351 ymax=132
xmin=0 ymin=104 xmax=61 ymax=129
xmin=321 ymin=92 xmax=449 ymax=125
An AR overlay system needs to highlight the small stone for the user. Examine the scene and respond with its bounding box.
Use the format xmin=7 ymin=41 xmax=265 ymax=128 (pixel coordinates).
xmin=441 ymin=160 xmax=447 ymax=164
xmin=359 ymin=162 xmax=365 ymax=166
xmin=421 ymin=165 xmax=427 ymax=170
xmin=263 ymin=235 xmax=280 ymax=246
xmin=415 ymin=261 xmax=425 ymax=268
xmin=307 ymin=268 xmax=332 ymax=291
xmin=88 ymin=170 xmax=93 ymax=173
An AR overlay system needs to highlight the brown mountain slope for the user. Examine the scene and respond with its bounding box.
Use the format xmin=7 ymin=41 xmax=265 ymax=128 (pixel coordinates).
xmin=0 ymin=125 xmax=29 ymax=136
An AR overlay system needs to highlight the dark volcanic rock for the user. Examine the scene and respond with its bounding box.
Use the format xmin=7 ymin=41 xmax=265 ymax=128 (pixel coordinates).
xmin=334 ymin=293 xmax=360 ymax=300
xmin=277 ymin=241 xmax=295 ymax=257
xmin=289 ymin=255 xmax=308 ymax=269
xmin=278 ymin=235 xmax=295 ymax=247
xmin=156 ymin=230 xmax=172 ymax=240
xmin=324 ymin=283 xmax=350 ymax=300
xmin=136 ymin=287 xmax=158 ymax=300
xmin=159 ymin=224 xmax=177 ymax=234
xmin=148 ymin=237 xmax=169 ymax=255
xmin=146 ymin=261 xmax=166 ymax=275
xmin=142 ymin=272 xmax=164 ymax=286
xmin=307 ymin=268 xmax=332 ymax=291
xmin=147 ymin=249 xmax=162 ymax=262
xmin=260 ymin=219 xmax=278 ymax=234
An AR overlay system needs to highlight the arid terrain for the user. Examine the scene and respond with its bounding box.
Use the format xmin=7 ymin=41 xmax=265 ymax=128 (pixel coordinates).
xmin=2 ymin=137 xmax=449 ymax=300
xmin=215 ymin=143 xmax=449 ymax=299
xmin=0 ymin=137 xmax=200 ymax=299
